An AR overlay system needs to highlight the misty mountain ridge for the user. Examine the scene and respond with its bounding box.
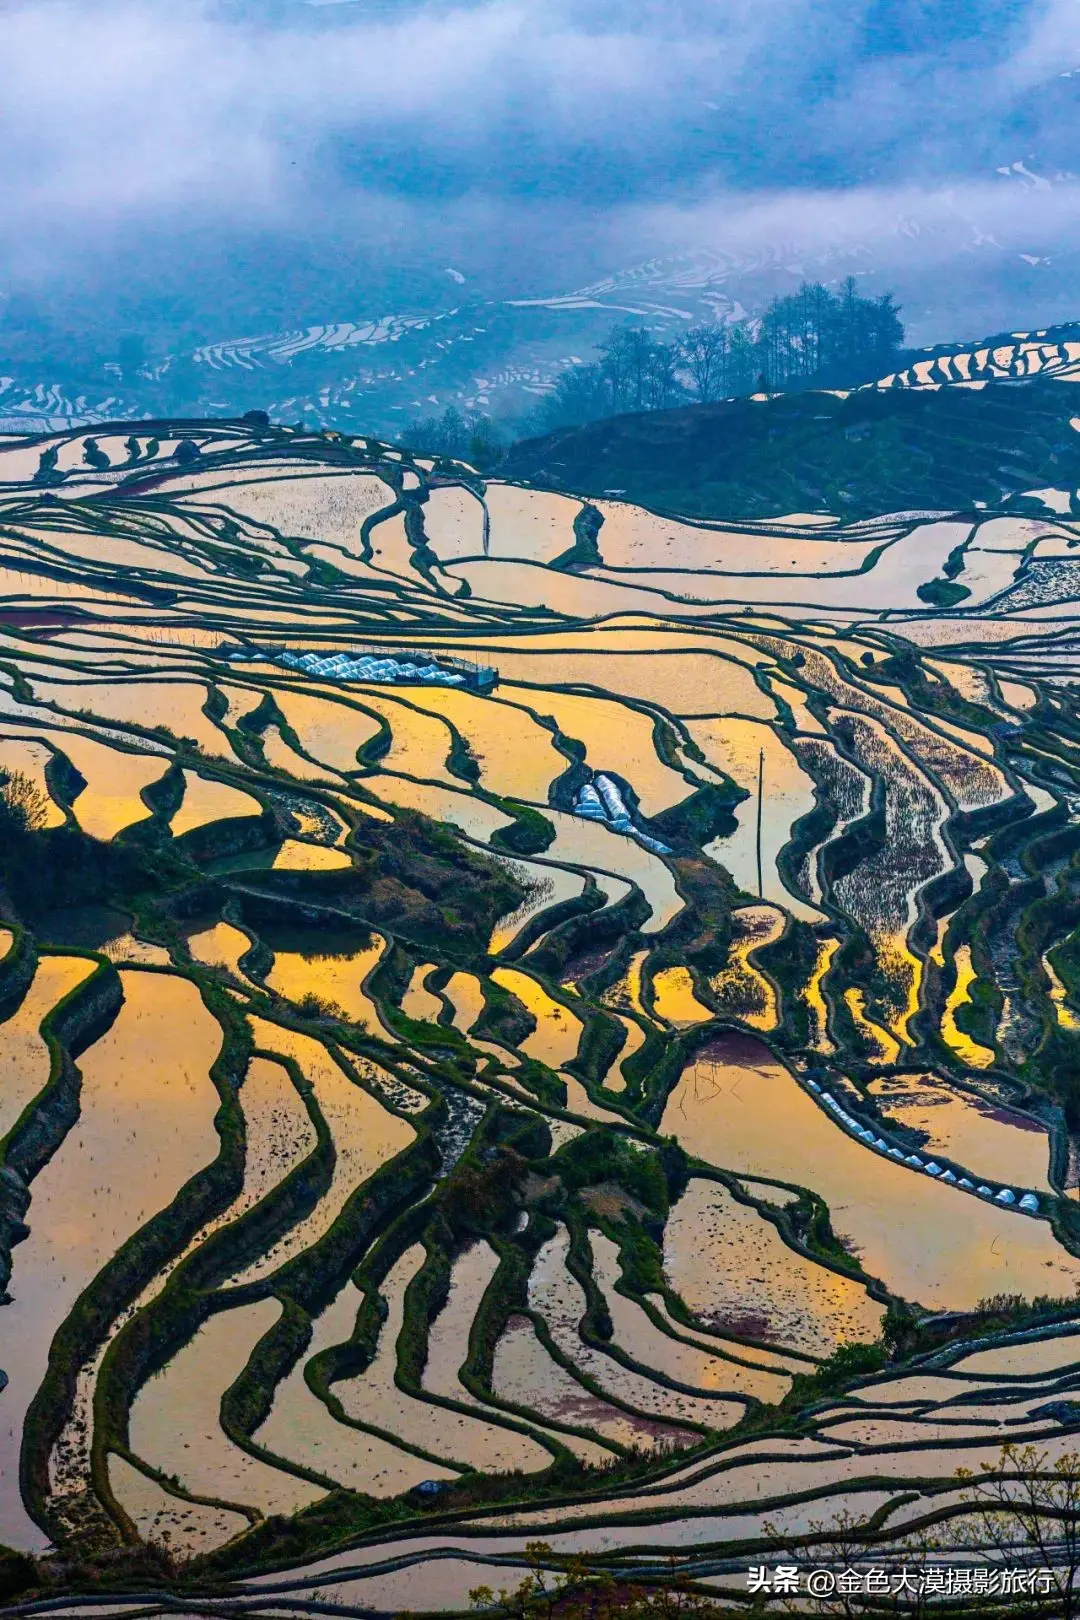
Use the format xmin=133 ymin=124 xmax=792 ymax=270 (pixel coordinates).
xmin=2 ymin=149 xmax=1079 ymax=440
xmin=498 ymin=323 xmax=1080 ymax=521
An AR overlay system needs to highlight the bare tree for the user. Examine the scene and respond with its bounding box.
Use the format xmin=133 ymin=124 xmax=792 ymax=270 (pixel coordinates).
xmin=0 ymin=769 xmax=49 ymax=834
xmin=677 ymin=324 xmax=729 ymax=402
xmin=958 ymin=1442 xmax=1080 ymax=1619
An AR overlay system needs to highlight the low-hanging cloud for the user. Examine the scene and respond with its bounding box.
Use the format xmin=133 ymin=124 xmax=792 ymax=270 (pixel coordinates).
xmin=1 ymin=0 xmax=1079 ymax=334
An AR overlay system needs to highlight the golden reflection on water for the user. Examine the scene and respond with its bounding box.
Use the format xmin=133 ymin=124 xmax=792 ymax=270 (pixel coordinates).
xmin=491 ymin=967 xmax=582 ymax=1067
xmin=492 ymin=1312 xmax=670 ymax=1453
xmin=255 ymin=1279 xmax=454 ymax=1498
xmin=803 ymin=936 xmax=840 ymax=1051
xmin=651 ymin=965 xmax=712 ymax=1026
xmin=235 ymin=1018 xmax=415 ymax=1284
xmin=941 ymin=946 xmax=995 ymax=1070
xmin=170 ymin=771 xmax=261 ymax=838
xmin=265 ymin=932 xmax=385 ymax=1030
xmin=44 ymin=730 xmax=169 ymax=841
xmin=603 ymin=1014 xmax=645 ymax=1092
xmin=690 ymin=716 xmax=822 ymax=922
xmin=0 ymin=737 xmax=65 ymax=826
xmin=271 ymin=839 xmax=352 ymax=871
xmin=659 ymin=1033 xmax=1079 ymax=1310
xmin=1044 ymin=951 xmax=1080 ymax=1032
xmin=335 ymin=1244 xmax=551 ymax=1473
xmin=444 ymin=971 xmax=485 ymax=1032
xmin=868 ymin=1072 xmax=1051 ymax=1191
xmin=843 ymin=987 xmax=901 ymax=1065
xmin=401 ymin=962 xmax=444 ymax=1023
xmin=662 ymin=1179 xmax=884 ymax=1357
xmin=590 ymin=1231 xmax=790 ymax=1403
xmin=127 ymin=1298 xmax=326 ymax=1520
xmin=185 ymin=920 xmax=253 ymax=977
xmin=497 ymin=684 xmax=692 ymax=817
xmin=710 ymin=904 xmax=784 ymax=1032
xmin=0 ymin=955 xmax=97 ymax=1143
xmin=0 ymin=971 xmax=222 ymax=1550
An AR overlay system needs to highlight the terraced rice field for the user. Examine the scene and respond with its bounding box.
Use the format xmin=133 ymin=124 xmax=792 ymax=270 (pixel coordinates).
xmin=6 ymin=422 xmax=1080 ymax=1607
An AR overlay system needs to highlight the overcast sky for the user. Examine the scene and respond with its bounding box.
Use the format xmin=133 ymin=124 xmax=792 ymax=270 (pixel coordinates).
xmin=1 ymin=0 xmax=1079 ymax=336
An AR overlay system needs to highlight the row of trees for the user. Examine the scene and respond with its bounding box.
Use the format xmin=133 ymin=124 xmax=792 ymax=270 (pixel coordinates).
xmin=400 ymin=279 xmax=904 ymax=459
xmin=535 ymin=279 xmax=903 ymax=432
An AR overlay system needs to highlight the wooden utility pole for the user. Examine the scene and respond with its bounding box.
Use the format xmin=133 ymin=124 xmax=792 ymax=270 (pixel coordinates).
xmin=756 ymin=747 xmax=764 ymax=899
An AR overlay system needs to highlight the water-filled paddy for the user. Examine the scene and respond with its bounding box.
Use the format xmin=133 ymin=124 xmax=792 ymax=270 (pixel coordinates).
xmin=867 ymin=1072 xmax=1051 ymax=1190
xmin=232 ymin=1019 xmax=414 ymax=1283
xmin=400 ymin=962 xmax=444 ymax=1023
xmin=264 ymin=927 xmax=385 ymax=1032
xmin=107 ymin=1453 xmax=249 ymax=1557
xmin=8 ymin=431 xmax=1080 ymax=1584
xmin=659 ymin=1033 xmax=1080 ymax=1310
xmin=334 ymin=1245 xmax=553 ymax=1474
xmin=691 ymin=718 xmax=821 ymax=920
xmin=496 ymin=684 xmax=692 ymax=817
xmin=710 ymin=904 xmax=785 ymax=1031
xmin=0 ymin=736 xmax=65 ymax=825
xmin=43 ymin=730 xmax=170 ymax=840
xmin=0 ymin=971 xmax=222 ymax=1550
xmin=127 ymin=1298 xmax=326 ymax=1522
xmin=663 ymin=1178 xmax=885 ymax=1357
xmin=651 ymin=965 xmax=713 ymax=1026
xmin=528 ymin=1227 xmax=744 ymax=1431
xmin=590 ymin=1232 xmax=790 ymax=1403
xmin=255 ymin=1281 xmax=457 ymax=1498
xmin=0 ymin=955 xmax=97 ymax=1144
xmin=169 ymin=770 xmax=262 ymax=837
xmin=490 ymin=968 xmax=582 ymax=1067
xmin=184 ymin=920 xmax=254 ymax=977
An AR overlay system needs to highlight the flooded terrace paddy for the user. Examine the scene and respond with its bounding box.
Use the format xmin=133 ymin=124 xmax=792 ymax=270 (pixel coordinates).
xmin=421 ymin=1242 xmax=612 ymax=1466
xmin=867 ymin=1072 xmax=1052 ymax=1191
xmin=168 ymin=770 xmax=262 ymax=837
xmin=405 ymin=685 xmax=567 ymax=803
xmin=589 ymin=1232 xmax=791 ymax=1403
xmin=491 ymin=1312 xmax=678 ymax=1452
xmin=0 ymin=736 xmax=65 ymax=826
xmin=804 ymin=935 xmax=841 ymax=1050
xmin=940 ymin=944 xmax=996 ymax=1069
xmin=488 ymin=857 xmax=585 ymax=955
xmin=400 ymin=961 xmax=445 ymax=1023
xmin=364 ymin=773 xmax=514 ymax=840
xmin=532 ymin=807 xmax=682 ymax=932
xmin=659 ymin=1033 xmax=1080 ymax=1310
xmin=491 ymin=968 xmax=582 ymax=1068
xmin=262 ymin=925 xmax=386 ymax=1032
xmin=709 ymin=904 xmax=786 ymax=1032
xmin=230 ymin=1018 xmax=415 ymax=1284
xmin=43 ymin=730 xmax=170 ymax=840
xmin=421 ymin=641 xmax=776 ymax=720
xmin=0 ymin=971 xmax=223 ymax=1551
xmin=663 ymin=1178 xmax=885 ymax=1358
xmin=529 ymin=1226 xmax=745 ymax=1433
xmin=334 ymin=1244 xmax=553 ymax=1474
xmin=0 ymin=954 xmax=98 ymax=1143
xmin=106 ymin=1453 xmax=248 ymax=1558
xmin=184 ymin=920 xmax=255 ymax=977
xmin=494 ymin=684 xmax=693 ymax=817
xmin=650 ymin=965 xmax=713 ymax=1026
xmin=126 ymin=1298 xmax=326 ymax=1525
xmin=271 ymin=686 xmax=384 ymax=773
xmin=254 ymin=1278 xmax=458 ymax=1501
xmin=30 ymin=678 xmax=235 ymax=759
xmin=689 ymin=717 xmax=821 ymax=920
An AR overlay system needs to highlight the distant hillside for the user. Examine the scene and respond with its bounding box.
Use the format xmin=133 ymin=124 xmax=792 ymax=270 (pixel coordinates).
xmin=499 ymin=359 xmax=1080 ymax=521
